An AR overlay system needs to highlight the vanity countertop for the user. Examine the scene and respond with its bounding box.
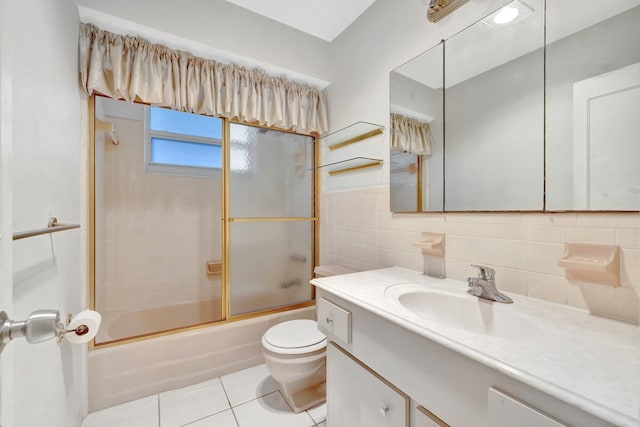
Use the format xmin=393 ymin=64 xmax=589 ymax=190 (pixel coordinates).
xmin=311 ymin=267 xmax=640 ymax=427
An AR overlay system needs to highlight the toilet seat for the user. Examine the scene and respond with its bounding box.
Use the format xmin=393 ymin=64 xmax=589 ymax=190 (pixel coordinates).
xmin=262 ymin=319 xmax=327 ymax=355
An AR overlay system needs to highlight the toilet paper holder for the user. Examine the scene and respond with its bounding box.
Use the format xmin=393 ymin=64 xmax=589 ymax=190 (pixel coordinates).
xmin=0 ymin=309 xmax=94 ymax=354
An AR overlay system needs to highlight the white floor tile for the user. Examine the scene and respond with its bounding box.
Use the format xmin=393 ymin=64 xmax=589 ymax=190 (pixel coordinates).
xmin=233 ymin=391 xmax=315 ymax=427
xmin=220 ymin=363 xmax=279 ymax=407
xmin=82 ymin=395 xmax=159 ymax=427
xmin=306 ymin=402 xmax=326 ymax=424
xmin=182 ymin=409 xmax=238 ymax=427
xmin=159 ymin=378 xmax=230 ymax=427
xmin=316 ymin=421 xmax=326 ymax=427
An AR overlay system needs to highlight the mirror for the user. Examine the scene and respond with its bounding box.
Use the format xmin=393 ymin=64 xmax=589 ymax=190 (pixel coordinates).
xmin=390 ymin=0 xmax=639 ymax=212
xmin=445 ymin=0 xmax=544 ymax=211
xmin=390 ymin=43 xmax=444 ymax=212
xmin=546 ymin=1 xmax=640 ymax=211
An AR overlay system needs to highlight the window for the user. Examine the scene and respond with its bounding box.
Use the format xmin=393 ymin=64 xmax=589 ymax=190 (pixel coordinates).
xmin=145 ymin=107 xmax=223 ymax=177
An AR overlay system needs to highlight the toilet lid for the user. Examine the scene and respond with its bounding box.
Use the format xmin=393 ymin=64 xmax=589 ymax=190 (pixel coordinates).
xmin=264 ymin=319 xmax=326 ymax=349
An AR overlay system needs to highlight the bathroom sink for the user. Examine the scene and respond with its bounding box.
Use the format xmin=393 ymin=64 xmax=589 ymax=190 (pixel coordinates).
xmin=386 ymin=284 xmax=535 ymax=339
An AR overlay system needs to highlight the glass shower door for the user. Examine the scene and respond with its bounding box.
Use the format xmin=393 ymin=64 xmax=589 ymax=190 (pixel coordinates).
xmin=228 ymin=124 xmax=315 ymax=316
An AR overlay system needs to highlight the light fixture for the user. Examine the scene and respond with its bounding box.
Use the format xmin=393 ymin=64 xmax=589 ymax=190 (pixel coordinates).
xmin=482 ymin=0 xmax=534 ymax=28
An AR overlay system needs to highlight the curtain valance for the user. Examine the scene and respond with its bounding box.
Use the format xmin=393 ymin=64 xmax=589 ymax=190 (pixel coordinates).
xmin=79 ymin=23 xmax=328 ymax=134
xmin=390 ymin=113 xmax=433 ymax=155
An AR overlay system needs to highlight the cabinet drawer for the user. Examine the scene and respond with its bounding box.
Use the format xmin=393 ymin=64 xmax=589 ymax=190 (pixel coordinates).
xmin=488 ymin=388 xmax=568 ymax=427
xmin=317 ymin=297 xmax=351 ymax=344
xmin=328 ymin=343 xmax=408 ymax=427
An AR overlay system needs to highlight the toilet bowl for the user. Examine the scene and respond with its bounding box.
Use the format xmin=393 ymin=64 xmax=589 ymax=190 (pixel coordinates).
xmin=262 ymin=265 xmax=356 ymax=413
xmin=262 ymin=319 xmax=327 ymax=413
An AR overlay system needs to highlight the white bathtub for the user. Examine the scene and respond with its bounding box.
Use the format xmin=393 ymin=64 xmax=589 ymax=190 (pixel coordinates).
xmin=88 ymin=306 xmax=315 ymax=411
xmin=96 ymin=299 xmax=223 ymax=343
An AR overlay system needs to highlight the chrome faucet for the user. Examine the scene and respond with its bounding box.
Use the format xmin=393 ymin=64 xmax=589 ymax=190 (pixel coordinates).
xmin=467 ymin=265 xmax=513 ymax=304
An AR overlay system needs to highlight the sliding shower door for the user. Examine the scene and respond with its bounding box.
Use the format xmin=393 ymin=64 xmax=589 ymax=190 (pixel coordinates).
xmin=93 ymin=97 xmax=224 ymax=344
xmin=228 ymin=124 xmax=315 ymax=316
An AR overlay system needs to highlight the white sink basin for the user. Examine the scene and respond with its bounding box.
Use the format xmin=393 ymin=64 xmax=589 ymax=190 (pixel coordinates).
xmin=386 ymin=283 xmax=536 ymax=339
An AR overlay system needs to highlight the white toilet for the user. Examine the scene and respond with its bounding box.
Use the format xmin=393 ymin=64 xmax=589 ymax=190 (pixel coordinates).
xmin=262 ymin=265 xmax=355 ymax=413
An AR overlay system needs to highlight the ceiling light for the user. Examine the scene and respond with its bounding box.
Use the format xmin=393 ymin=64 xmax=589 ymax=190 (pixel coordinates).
xmin=482 ymin=0 xmax=534 ymax=29
xmin=493 ymin=6 xmax=519 ymax=24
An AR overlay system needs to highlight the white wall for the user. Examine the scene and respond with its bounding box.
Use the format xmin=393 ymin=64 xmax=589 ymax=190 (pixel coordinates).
xmin=8 ymin=1 xmax=86 ymax=426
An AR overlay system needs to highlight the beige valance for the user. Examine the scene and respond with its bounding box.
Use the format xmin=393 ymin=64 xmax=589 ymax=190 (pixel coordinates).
xmin=390 ymin=113 xmax=433 ymax=155
xmin=79 ymin=23 xmax=328 ymax=134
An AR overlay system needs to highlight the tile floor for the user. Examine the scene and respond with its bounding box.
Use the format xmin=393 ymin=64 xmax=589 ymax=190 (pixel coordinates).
xmin=82 ymin=364 xmax=327 ymax=427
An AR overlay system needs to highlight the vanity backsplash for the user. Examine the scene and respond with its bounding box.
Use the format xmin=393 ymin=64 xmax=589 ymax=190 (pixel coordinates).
xmin=320 ymin=186 xmax=640 ymax=324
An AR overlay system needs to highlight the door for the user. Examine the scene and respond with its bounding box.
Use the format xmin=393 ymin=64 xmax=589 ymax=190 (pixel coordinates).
xmin=572 ymin=62 xmax=640 ymax=210
xmin=0 ymin=0 xmax=13 ymax=424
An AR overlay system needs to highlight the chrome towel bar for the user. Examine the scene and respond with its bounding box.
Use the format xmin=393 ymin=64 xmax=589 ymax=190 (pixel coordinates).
xmin=13 ymin=217 xmax=80 ymax=241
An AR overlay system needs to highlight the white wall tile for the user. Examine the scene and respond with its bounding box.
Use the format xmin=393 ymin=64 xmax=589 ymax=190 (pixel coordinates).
xmin=320 ymin=187 xmax=640 ymax=323
xmin=494 ymin=240 xmax=527 ymax=269
xmin=526 ymin=225 xmax=566 ymax=243
xmin=616 ymin=228 xmax=640 ymax=249
xmin=566 ymin=226 xmax=616 ymax=244
xmin=526 ymin=243 xmax=565 ymax=276
xmin=526 ymin=273 xmax=567 ymax=304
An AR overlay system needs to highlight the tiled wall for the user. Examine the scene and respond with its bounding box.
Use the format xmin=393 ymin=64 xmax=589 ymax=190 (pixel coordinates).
xmin=97 ymin=116 xmax=222 ymax=313
xmin=319 ymin=186 xmax=640 ymax=324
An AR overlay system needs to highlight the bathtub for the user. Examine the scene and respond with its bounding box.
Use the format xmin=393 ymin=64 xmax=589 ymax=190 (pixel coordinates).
xmin=88 ymin=306 xmax=315 ymax=411
xmin=96 ymin=299 xmax=223 ymax=343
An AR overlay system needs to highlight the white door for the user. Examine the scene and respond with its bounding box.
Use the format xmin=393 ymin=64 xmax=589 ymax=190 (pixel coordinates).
xmin=0 ymin=0 xmax=14 ymax=425
xmin=573 ymin=62 xmax=640 ymax=210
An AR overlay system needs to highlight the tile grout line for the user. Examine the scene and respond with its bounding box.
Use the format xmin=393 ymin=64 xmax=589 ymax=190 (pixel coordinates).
xmin=157 ymin=394 xmax=161 ymax=427
xmin=219 ymin=376 xmax=241 ymax=427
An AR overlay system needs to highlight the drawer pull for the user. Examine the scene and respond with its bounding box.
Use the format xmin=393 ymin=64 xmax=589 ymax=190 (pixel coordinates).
xmin=379 ymin=406 xmax=389 ymax=416
xmin=325 ymin=317 xmax=333 ymax=324
xmin=417 ymin=405 xmax=450 ymax=427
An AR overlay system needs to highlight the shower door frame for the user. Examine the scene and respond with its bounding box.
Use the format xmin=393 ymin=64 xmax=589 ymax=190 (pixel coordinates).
xmin=88 ymin=95 xmax=320 ymax=349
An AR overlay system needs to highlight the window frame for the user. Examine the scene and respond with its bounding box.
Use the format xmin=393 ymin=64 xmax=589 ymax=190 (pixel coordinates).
xmin=144 ymin=106 xmax=223 ymax=178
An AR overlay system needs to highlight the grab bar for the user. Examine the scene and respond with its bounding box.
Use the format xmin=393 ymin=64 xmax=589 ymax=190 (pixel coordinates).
xmin=13 ymin=217 xmax=80 ymax=241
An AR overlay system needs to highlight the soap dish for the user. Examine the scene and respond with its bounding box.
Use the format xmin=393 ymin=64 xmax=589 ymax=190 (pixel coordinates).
xmin=412 ymin=232 xmax=445 ymax=258
xmin=558 ymin=243 xmax=620 ymax=287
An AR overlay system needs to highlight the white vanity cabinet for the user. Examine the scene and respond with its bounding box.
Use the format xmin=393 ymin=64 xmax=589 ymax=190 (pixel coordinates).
xmin=327 ymin=342 xmax=408 ymax=427
xmin=317 ymin=288 xmax=617 ymax=427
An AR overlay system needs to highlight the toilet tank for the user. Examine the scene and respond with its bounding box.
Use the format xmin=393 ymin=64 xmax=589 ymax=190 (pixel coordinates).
xmin=313 ymin=264 xmax=356 ymax=278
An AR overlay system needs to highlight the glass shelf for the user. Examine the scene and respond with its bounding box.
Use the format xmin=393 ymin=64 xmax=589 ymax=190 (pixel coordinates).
xmin=322 ymin=121 xmax=384 ymax=151
xmin=315 ymin=157 xmax=383 ymax=176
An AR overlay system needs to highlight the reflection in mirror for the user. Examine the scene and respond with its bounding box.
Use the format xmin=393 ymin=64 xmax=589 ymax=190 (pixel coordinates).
xmin=444 ymin=0 xmax=544 ymax=211
xmin=390 ymin=43 xmax=444 ymax=212
xmin=546 ymin=1 xmax=640 ymax=211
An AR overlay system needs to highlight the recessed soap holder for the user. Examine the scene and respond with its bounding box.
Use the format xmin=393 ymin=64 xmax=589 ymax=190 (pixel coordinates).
xmin=412 ymin=232 xmax=445 ymax=258
xmin=558 ymin=243 xmax=620 ymax=287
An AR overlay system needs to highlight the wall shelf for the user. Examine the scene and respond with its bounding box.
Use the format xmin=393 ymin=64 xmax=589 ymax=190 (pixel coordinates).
xmin=316 ymin=157 xmax=384 ymax=176
xmin=322 ymin=122 xmax=384 ymax=151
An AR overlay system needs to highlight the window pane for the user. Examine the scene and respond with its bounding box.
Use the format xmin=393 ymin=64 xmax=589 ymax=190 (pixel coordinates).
xmin=151 ymin=137 xmax=222 ymax=169
xmin=150 ymin=107 xmax=222 ymax=139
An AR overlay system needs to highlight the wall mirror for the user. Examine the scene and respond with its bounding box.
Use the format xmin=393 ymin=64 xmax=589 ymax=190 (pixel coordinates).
xmin=445 ymin=0 xmax=544 ymax=211
xmin=546 ymin=1 xmax=640 ymax=211
xmin=390 ymin=43 xmax=444 ymax=212
xmin=390 ymin=0 xmax=640 ymax=212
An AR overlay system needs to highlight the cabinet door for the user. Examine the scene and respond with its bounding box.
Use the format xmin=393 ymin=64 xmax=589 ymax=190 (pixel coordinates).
xmin=327 ymin=343 xmax=408 ymax=427
xmin=488 ymin=388 xmax=568 ymax=427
